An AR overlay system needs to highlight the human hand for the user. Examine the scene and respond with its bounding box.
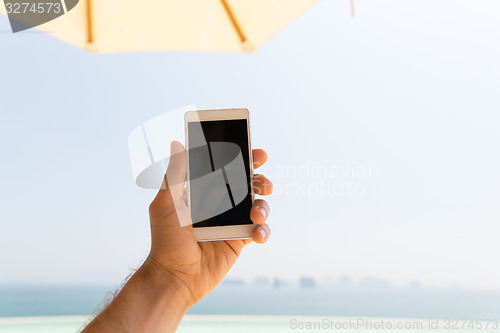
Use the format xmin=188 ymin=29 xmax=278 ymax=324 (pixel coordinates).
xmin=145 ymin=141 xmax=273 ymax=307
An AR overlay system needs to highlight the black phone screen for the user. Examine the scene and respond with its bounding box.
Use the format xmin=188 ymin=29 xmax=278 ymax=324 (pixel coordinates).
xmin=187 ymin=119 xmax=253 ymax=227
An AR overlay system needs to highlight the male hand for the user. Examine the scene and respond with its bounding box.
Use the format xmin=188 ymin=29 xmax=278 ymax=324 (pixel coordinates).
xmin=146 ymin=141 xmax=273 ymax=307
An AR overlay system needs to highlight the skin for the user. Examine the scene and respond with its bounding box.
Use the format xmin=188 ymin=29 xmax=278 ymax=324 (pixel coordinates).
xmin=82 ymin=141 xmax=273 ymax=333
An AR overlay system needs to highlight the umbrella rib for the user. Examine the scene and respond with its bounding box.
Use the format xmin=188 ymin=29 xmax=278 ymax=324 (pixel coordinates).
xmin=220 ymin=0 xmax=246 ymax=43
xmin=86 ymin=0 xmax=94 ymax=44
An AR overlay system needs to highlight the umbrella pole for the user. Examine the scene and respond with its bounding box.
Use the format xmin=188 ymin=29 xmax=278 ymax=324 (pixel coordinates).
xmin=86 ymin=0 xmax=94 ymax=44
xmin=220 ymin=0 xmax=249 ymax=50
xmin=351 ymin=0 xmax=355 ymax=17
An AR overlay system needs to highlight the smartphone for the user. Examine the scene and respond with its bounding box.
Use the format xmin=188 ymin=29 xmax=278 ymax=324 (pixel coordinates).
xmin=185 ymin=108 xmax=255 ymax=242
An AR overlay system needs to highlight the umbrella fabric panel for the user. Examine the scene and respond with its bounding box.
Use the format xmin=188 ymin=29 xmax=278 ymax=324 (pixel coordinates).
xmin=1 ymin=0 xmax=320 ymax=53
xmin=226 ymin=0 xmax=319 ymax=51
xmin=91 ymin=0 xmax=243 ymax=53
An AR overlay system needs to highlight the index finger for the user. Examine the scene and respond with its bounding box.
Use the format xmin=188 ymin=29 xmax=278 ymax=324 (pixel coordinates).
xmin=253 ymin=149 xmax=268 ymax=170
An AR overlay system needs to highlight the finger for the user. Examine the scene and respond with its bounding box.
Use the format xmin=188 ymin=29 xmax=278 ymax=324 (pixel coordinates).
xmin=252 ymin=174 xmax=273 ymax=196
xmin=150 ymin=141 xmax=187 ymax=213
xmin=250 ymin=199 xmax=270 ymax=225
xmin=252 ymin=149 xmax=268 ymax=170
xmin=164 ymin=141 xmax=187 ymax=197
xmin=252 ymin=224 xmax=271 ymax=244
xmin=222 ymin=239 xmax=247 ymax=256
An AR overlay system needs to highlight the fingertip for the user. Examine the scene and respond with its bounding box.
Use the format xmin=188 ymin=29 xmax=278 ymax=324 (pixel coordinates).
xmin=253 ymin=149 xmax=268 ymax=169
xmin=252 ymin=224 xmax=270 ymax=244
xmin=250 ymin=209 xmax=263 ymax=224
xmin=250 ymin=199 xmax=269 ymax=224
xmin=170 ymin=140 xmax=185 ymax=154
xmin=255 ymin=149 xmax=268 ymax=160
xmin=165 ymin=140 xmax=187 ymax=196
xmin=253 ymin=174 xmax=273 ymax=196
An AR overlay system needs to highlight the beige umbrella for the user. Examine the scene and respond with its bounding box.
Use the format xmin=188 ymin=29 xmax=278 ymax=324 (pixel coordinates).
xmin=1 ymin=0 xmax=319 ymax=53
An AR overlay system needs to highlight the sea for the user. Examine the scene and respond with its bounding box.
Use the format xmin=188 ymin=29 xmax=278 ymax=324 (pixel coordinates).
xmin=1 ymin=285 xmax=499 ymax=332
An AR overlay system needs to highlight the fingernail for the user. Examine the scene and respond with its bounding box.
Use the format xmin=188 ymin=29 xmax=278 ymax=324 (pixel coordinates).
xmin=259 ymin=227 xmax=267 ymax=240
xmin=258 ymin=206 xmax=267 ymax=219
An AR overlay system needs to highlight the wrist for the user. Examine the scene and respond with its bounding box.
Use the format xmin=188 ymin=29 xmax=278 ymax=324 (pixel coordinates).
xmin=83 ymin=258 xmax=193 ymax=333
xmin=135 ymin=258 xmax=195 ymax=316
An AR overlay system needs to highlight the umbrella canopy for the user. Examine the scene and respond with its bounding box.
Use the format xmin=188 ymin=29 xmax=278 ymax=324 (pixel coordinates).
xmin=1 ymin=0 xmax=319 ymax=53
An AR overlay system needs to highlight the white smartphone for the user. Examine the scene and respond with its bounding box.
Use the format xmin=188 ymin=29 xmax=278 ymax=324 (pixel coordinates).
xmin=185 ymin=108 xmax=255 ymax=242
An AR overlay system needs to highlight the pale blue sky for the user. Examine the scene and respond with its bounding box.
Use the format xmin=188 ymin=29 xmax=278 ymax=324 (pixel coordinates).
xmin=1 ymin=0 xmax=500 ymax=289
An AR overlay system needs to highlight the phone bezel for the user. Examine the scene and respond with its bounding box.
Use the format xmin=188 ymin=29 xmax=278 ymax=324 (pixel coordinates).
xmin=184 ymin=108 xmax=255 ymax=242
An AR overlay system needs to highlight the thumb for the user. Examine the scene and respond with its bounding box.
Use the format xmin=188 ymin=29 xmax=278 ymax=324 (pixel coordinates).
xmin=150 ymin=141 xmax=187 ymax=220
xmin=164 ymin=141 xmax=187 ymax=197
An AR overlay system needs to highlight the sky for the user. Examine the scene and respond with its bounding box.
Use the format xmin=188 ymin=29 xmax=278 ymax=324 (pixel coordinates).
xmin=1 ymin=0 xmax=500 ymax=289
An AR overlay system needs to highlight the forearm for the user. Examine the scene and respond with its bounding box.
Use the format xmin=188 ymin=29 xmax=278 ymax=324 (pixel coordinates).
xmin=82 ymin=260 xmax=192 ymax=333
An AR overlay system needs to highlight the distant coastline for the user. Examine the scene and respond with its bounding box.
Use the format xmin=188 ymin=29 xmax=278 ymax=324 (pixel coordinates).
xmin=1 ymin=284 xmax=499 ymax=320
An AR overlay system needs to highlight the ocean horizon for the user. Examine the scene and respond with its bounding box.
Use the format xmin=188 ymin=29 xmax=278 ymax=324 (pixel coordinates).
xmin=1 ymin=284 xmax=499 ymax=320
